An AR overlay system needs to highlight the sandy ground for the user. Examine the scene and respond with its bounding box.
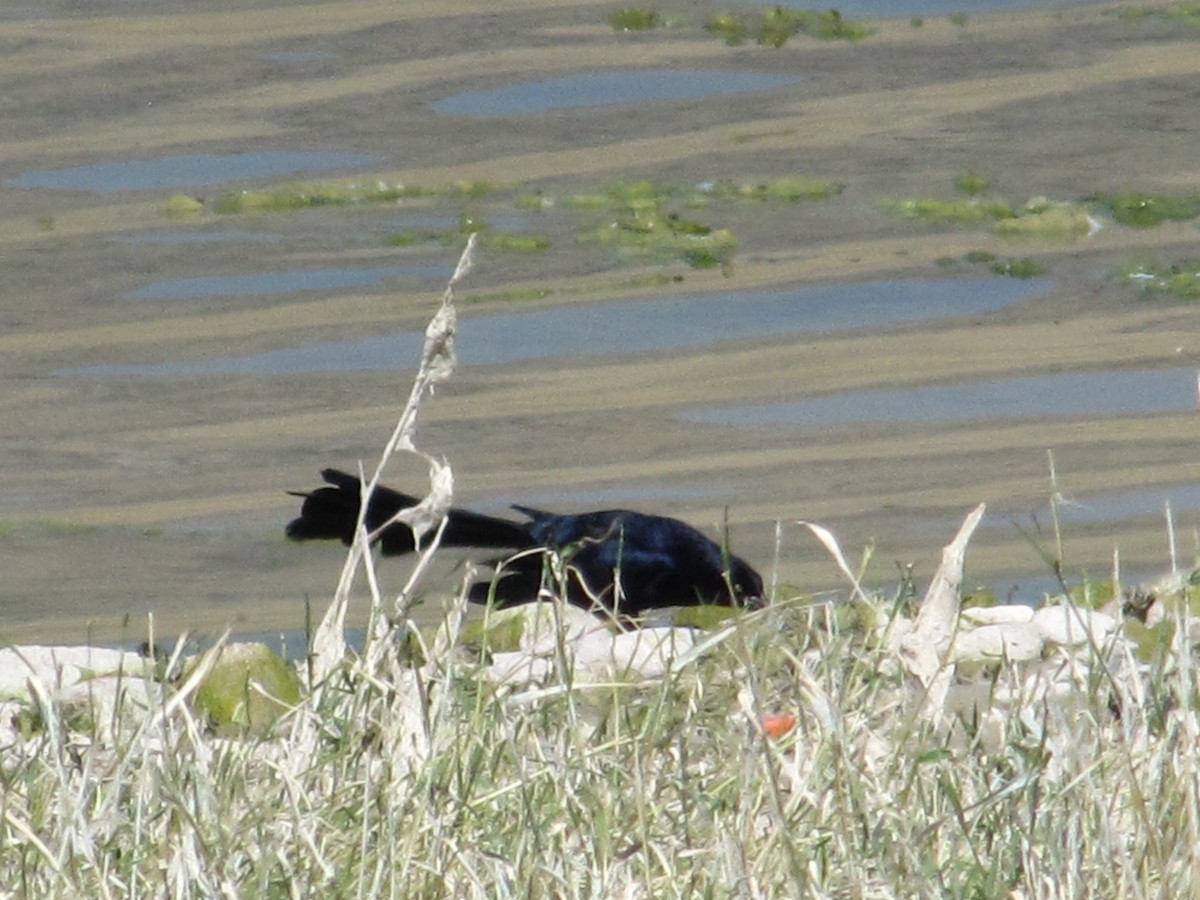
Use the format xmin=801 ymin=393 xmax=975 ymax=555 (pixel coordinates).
xmin=1 ymin=0 xmax=1198 ymax=644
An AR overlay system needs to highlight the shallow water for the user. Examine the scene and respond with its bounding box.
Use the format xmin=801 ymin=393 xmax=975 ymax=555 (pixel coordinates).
xmin=6 ymin=151 xmax=380 ymax=192
xmin=755 ymin=0 xmax=1096 ymax=15
xmin=684 ymin=367 xmax=1198 ymax=426
xmin=124 ymin=264 xmax=453 ymax=301
xmin=116 ymin=626 xmax=335 ymax=664
xmin=431 ymin=70 xmax=803 ymax=117
xmin=986 ymin=571 xmax=1128 ymax=607
xmin=62 ymin=277 xmax=1050 ymax=376
xmin=115 ymin=230 xmax=283 ymax=245
xmin=1053 ymin=483 xmax=1200 ymax=524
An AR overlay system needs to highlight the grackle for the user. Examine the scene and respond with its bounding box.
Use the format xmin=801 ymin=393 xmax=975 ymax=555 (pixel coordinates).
xmin=286 ymin=468 xmax=765 ymax=617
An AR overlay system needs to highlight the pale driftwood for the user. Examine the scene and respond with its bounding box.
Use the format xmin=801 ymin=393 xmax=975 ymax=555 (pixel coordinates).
xmin=899 ymin=503 xmax=986 ymax=722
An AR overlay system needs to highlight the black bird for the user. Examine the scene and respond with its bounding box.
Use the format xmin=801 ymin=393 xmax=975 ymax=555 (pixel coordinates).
xmin=286 ymin=468 xmax=765 ymax=617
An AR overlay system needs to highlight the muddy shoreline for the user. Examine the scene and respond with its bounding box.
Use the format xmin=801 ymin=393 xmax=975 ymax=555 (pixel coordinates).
xmin=2 ymin=0 xmax=1198 ymax=643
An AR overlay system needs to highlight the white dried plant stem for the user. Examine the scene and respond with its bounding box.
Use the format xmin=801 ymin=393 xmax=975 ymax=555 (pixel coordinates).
xmin=310 ymin=235 xmax=476 ymax=680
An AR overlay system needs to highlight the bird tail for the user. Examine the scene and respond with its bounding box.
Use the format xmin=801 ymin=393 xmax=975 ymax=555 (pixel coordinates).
xmin=285 ymin=468 xmax=530 ymax=555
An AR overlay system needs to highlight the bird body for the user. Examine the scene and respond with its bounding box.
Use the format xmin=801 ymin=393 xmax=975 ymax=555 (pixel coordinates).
xmin=287 ymin=469 xmax=764 ymax=616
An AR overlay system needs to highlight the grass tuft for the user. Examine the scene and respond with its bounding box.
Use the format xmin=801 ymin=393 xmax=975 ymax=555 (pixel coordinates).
xmin=1117 ymin=256 xmax=1200 ymax=299
xmin=988 ymin=256 xmax=1047 ymax=278
xmin=881 ymin=195 xmax=1015 ymax=224
xmin=213 ymin=180 xmax=426 ymax=213
xmin=1088 ymin=191 xmax=1200 ymax=228
xmin=883 ymin=179 xmax=1100 ymax=241
xmin=1113 ymin=2 xmax=1200 ymax=24
xmin=609 ymin=7 xmax=659 ymax=30
xmin=161 ymin=194 xmax=206 ymax=218
xmin=706 ymin=6 xmax=870 ymax=46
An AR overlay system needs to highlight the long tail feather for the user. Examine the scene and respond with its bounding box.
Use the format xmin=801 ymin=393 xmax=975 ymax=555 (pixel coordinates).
xmin=285 ymin=468 xmax=531 ymax=555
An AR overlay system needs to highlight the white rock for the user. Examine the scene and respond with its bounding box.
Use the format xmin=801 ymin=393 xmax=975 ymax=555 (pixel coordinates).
xmin=485 ymin=651 xmax=554 ymax=688
xmin=0 ymin=647 xmax=161 ymax=746
xmin=0 ymin=701 xmax=25 ymax=746
xmin=942 ymin=681 xmax=994 ymax=720
xmin=1033 ymin=606 xmax=1118 ymax=646
xmin=960 ymin=605 xmax=1035 ymax=627
xmin=976 ymin=707 xmax=1008 ymax=755
xmin=574 ymin=627 xmax=697 ymax=681
xmin=516 ymin=603 xmax=610 ymax=655
xmin=0 ymin=645 xmax=151 ymax=699
xmin=951 ymin=623 xmax=1044 ymax=663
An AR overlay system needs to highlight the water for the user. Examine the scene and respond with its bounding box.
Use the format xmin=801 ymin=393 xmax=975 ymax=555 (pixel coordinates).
xmin=1053 ymin=484 xmax=1200 ymax=524
xmin=125 ymin=264 xmax=453 ymax=301
xmin=115 ymin=230 xmax=282 ymax=245
xmin=6 ymin=150 xmax=380 ymax=192
xmin=683 ymin=367 xmax=1198 ymax=427
xmin=115 ymin=627 xmax=343 ymax=664
xmin=431 ymin=70 xmax=803 ymax=117
xmin=61 ymin=277 xmax=1049 ymax=377
xmin=750 ymin=0 xmax=1097 ymax=16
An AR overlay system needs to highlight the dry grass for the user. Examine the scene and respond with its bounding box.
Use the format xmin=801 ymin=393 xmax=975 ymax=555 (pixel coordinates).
xmin=6 ymin=587 xmax=1200 ymax=896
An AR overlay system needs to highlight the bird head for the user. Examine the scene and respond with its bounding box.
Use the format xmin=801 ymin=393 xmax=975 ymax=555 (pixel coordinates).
xmin=727 ymin=556 xmax=767 ymax=610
